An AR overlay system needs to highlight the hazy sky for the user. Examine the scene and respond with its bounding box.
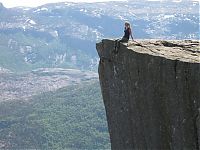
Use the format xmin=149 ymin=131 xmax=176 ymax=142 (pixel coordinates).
xmin=0 ymin=0 xmax=126 ymax=8
xmin=0 ymin=0 xmax=199 ymax=8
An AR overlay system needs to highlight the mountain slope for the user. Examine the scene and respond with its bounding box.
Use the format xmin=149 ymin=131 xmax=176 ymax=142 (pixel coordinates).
xmin=0 ymin=0 xmax=198 ymax=72
xmin=0 ymin=81 xmax=110 ymax=149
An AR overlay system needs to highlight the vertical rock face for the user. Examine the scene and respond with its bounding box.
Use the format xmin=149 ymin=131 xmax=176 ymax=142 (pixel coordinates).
xmin=97 ymin=39 xmax=200 ymax=150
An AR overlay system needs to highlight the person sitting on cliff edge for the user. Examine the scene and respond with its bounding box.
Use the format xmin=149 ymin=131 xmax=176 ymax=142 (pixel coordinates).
xmin=114 ymin=21 xmax=134 ymax=52
xmin=119 ymin=21 xmax=134 ymax=43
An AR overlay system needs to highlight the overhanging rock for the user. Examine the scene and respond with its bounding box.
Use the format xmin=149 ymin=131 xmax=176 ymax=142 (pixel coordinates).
xmin=97 ymin=39 xmax=200 ymax=150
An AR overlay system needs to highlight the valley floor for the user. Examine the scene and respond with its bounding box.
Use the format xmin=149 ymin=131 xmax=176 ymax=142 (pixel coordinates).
xmin=0 ymin=68 xmax=110 ymax=149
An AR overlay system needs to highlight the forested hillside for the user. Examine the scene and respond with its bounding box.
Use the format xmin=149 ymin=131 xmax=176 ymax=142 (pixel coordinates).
xmin=0 ymin=81 xmax=110 ymax=149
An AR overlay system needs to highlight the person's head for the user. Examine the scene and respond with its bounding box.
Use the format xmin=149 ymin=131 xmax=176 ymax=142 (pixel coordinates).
xmin=125 ymin=21 xmax=130 ymax=28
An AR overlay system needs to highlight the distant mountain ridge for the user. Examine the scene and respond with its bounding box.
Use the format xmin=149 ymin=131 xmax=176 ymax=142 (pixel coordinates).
xmin=0 ymin=1 xmax=199 ymax=149
xmin=0 ymin=0 xmax=198 ymax=72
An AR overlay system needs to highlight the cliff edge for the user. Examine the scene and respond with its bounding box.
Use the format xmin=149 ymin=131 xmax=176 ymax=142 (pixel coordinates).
xmin=97 ymin=39 xmax=200 ymax=149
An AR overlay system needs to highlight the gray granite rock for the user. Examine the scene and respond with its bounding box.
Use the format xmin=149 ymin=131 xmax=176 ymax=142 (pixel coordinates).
xmin=97 ymin=39 xmax=200 ymax=150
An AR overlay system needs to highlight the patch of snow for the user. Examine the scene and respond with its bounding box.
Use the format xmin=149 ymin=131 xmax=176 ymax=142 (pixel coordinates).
xmin=20 ymin=47 xmax=25 ymax=54
xmin=98 ymin=26 xmax=103 ymax=29
xmin=163 ymin=15 xmax=175 ymax=19
xmin=50 ymin=30 xmax=59 ymax=38
xmin=65 ymin=2 xmax=75 ymax=6
xmin=39 ymin=28 xmax=45 ymax=32
xmin=22 ymin=26 xmax=26 ymax=31
xmin=172 ymin=0 xmax=182 ymax=2
xmin=24 ymin=57 xmax=28 ymax=62
xmin=0 ymin=67 xmax=11 ymax=74
xmin=41 ymin=7 xmax=48 ymax=11
xmin=34 ymin=7 xmax=48 ymax=13
xmin=26 ymin=19 xmax=36 ymax=25
xmin=92 ymin=29 xmax=103 ymax=40
xmin=55 ymin=53 xmax=66 ymax=64
xmin=91 ymin=10 xmax=101 ymax=18
xmin=29 ymin=20 xmax=36 ymax=25
xmin=193 ymin=1 xmax=199 ymax=5
xmin=71 ymin=55 xmax=77 ymax=65
xmin=8 ymin=39 xmax=13 ymax=47
xmin=80 ymin=9 xmax=87 ymax=13
xmin=118 ymin=15 xmax=126 ymax=20
xmin=55 ymin=6 xmax=62 ymax=9
xmin=26 ymin=46 xmax=32 ymax=52
xmin=184 ymin=18 xmax=191 ymax=21
xmin=128 ymin=11 xmax=138 ymax=18
xmin=23 ymin=8 xmax=31 ymax=11
xmin=8 ymin=39 xmax=18 ymax=49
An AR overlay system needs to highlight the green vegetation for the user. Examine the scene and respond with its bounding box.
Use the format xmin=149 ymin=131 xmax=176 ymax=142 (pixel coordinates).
xmin=0 ymin=32 xmax=95 ymax=72
xmin=0 ymin=81 xmax=110 ymax=149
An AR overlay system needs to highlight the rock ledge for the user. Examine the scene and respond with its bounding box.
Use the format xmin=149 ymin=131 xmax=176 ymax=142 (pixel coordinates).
xmin=97 ymin=39 xmax=200 ymax=149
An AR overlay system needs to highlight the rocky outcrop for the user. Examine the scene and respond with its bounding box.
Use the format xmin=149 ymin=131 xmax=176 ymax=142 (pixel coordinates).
xmin=97 ymin=39 xmax=200 ymax=149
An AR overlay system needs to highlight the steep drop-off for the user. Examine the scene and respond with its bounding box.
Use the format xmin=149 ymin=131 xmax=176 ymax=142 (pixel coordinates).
xmin=97 ymin=39 xmax=200 ymax=149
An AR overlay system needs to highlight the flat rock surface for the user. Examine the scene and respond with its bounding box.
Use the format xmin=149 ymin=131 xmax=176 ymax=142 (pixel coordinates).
xmin=125 ymin=40 xmax=200 ymax=63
